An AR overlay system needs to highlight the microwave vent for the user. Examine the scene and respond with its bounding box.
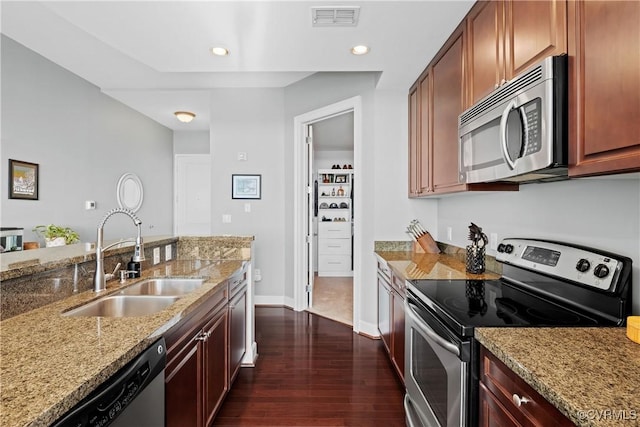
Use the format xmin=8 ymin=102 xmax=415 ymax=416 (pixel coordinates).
xmin=460 ymin=65 xmax=544 ymax=126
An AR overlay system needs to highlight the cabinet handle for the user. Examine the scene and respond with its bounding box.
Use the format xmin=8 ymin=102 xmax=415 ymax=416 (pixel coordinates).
xmin=195 ymin=331 xmax=211 ymax=342
xmin=512 ymin=394 xmax=530 ymax=407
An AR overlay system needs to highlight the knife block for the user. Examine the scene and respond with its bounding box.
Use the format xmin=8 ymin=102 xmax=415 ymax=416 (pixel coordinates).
xmin=416 ymin=233 xmax=440 ymax=254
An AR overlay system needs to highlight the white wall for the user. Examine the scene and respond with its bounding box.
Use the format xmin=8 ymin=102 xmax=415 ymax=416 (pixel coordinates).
xmin=208 ymin=88 xmax=286 ymax=302
xmin=436 ymin=177 xmax=640 ymax=314
xmin=314 ymin=151 xmax=353 ymax=170
xmin=0 ymin=36 xmax=174 ymax=244
xmin=174 ymin=130 xmax=210 ymax=154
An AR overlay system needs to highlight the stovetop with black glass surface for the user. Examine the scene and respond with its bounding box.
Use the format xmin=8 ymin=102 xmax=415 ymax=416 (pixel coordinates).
xmin=407 ymin=238 xmax=633 ymax=338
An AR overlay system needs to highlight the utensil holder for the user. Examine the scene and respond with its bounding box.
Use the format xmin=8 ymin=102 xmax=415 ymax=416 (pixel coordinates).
xmin=466 ymin=245 xmax=486 ymax=274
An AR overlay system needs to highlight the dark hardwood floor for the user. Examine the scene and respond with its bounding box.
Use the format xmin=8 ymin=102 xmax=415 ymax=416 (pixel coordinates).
xmin=214 ymin=307 xmax=406 ymax=426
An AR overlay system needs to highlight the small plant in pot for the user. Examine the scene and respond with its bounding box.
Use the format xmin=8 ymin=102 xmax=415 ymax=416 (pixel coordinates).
xmin=32 ymin=224 xmax=80 ymax=247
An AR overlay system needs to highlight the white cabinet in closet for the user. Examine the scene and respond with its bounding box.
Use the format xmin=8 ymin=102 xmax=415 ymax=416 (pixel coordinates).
xmin=317 ymin=169 xmax=353 ymax=277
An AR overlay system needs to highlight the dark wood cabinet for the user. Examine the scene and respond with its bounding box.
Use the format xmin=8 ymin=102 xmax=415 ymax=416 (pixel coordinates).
xmin=568 ymin=0 xmax=640 ymax=176
xmin=432 ymin=24 xmax=467 ymax=193
xmin=228 ymin=269 xmax=247 ymax=384
xmin=467 ymin=0 xmax=567 ymax=106
xmin=479 ymin=346 xmax=573 ymax=427
xmin=203 ymin=308 xmax=228 ymax=427
xmin=377 ymin=259 xmax=405 ymax=382
xmin=408 ymin=70 xmax=432 ymax=197
xmin=165 ymin=284 xmax=229 ymax=427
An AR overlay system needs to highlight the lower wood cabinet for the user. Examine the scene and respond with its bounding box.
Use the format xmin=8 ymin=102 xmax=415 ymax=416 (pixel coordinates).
xmin=165 ymin=285 xmax=228 ymax=427
xmin=165 ymin=264 xmax=249 ymax=427
xmin=377 ymin=259 xmax=405 ymax=382
xmin=228 ymin=269 xmax=248 ymax=384
xmin=479 ymin=346 xmax=573 ymax=427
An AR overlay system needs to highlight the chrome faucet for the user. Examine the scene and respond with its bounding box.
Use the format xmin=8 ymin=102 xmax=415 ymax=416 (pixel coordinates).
xmin=94 ymin=208 xmax=145 ymax=292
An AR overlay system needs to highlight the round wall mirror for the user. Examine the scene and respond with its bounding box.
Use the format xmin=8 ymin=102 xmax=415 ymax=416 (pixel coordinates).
xmin=116 ymin=173 xmax=144 ymax=212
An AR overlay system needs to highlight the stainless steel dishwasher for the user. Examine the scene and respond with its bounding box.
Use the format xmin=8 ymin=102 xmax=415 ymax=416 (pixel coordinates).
xmin=53 ymin=338 xmax=166 ymax=427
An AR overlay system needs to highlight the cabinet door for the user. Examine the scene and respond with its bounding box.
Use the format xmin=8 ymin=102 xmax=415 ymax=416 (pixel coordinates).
xmin=391 ymin=288 xmax=405 ymax=381
xmin=229 ymin=285 xmax=247 ymax=384
xmin=568 ymin=0 xmax=640 ymax=176
xmin=505 ymin=0 xmax=567 ymax=78
xmin=408 ymin=83 xmax=420 ymax=197
xmin=418 ymin=71 xmax=432 ymax=193
xmin=166 ymin=338 xmax=202 ymax=427
xmin=377 ymin=275 xmax=391 ymax=353
xmin=203 ymin=309 xmax=228 ymax=427
xmin=432 ymin=25 xmax=466 ymax=193
xmin=467 ymin=0 xmax=505 ymax=105
xmin=479 ymin=382 xmax=522 ymax=427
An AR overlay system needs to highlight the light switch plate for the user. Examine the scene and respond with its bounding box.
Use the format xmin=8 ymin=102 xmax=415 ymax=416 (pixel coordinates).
xmin=153 ymin=247 xmax=160 ymax=265
xmin=490 ymin=233 xmax=498 ymax=250
xmin=222 ymin=214 xmax=232 ymax=223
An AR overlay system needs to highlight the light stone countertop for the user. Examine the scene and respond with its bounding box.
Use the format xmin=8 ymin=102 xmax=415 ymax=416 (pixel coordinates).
xmin=476 ymin=327 xmax=640 ymax=427
xmin=0 ymin=258 xmax=246 ymax=427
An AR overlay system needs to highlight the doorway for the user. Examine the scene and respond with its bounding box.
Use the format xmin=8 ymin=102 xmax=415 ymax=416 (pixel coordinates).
xmin=292 ymin=96 xmax=362 ymax=332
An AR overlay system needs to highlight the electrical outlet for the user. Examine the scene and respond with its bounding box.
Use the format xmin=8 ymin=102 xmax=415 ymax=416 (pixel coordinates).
xmin=447 ymin=227 xmax=453 ymax=241
xmin=165 ymin=245 xmax=172 ymax=261
xmin=254 ymin=268 xmax=262 ymax=282
xmin=490 ymin=233 xmax=498 ymax=250
xmin=153 ymin=247 xmax=160 ymax=265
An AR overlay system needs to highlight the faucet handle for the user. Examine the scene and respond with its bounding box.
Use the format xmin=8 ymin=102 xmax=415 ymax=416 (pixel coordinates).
xmin=111 ymin=263 xmax=122 ymax=275
xmin=105 ymin=263 xmax=122 ymax=282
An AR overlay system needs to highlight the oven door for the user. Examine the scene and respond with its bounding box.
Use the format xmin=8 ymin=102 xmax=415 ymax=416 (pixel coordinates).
xmin=404 ymin=295 xmax=470 ymax=427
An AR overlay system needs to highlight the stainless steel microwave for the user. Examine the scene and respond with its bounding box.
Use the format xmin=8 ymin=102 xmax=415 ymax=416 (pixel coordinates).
xmin=458 ymin=55 xmax=567 ymax=184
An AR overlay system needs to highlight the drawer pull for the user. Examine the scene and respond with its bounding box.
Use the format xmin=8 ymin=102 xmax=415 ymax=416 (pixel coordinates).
xmin=512 ymin=394 xmax=530 ymax=407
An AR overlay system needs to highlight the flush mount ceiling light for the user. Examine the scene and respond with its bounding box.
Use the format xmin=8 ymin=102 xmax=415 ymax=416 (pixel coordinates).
xmin=174 ymin=111 xmax=196 ymax=123
xmin=211 ymin=47 xmax=229 ymax=56
xmin=351 ymin=45 xmax=370 ymax=55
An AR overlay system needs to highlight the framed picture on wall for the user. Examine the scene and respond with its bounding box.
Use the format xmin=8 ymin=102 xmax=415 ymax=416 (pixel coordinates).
xmin=232 ymin=174 xmax=262 ymax=199
xmin=8 ymin=159 xmax=39 ymax=200
xmin=335 ymin=174 xmax=347 ymax=183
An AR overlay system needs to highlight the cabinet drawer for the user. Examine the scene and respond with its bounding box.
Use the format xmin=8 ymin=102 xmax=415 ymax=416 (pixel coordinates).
xmin=318 ymin=238 xmax=351 ymax=255
xmin=318 ymin=222 xmax=351 ymax=238
xmin=318 ymin=255 xmax=351 ymax=272
xmin=480 ymin=347 xmax=573 ymax=427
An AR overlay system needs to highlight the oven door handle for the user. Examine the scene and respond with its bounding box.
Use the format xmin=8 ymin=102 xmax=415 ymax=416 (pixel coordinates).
xmin=406 ymin=301 xmax=460 ymax=357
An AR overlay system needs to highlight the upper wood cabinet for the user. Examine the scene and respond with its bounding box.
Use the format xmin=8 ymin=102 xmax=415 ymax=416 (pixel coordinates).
xmin=467 ymin=0 xmax=567 ymax=105
xmin=568 ymin=0 xmax=640 ymax=176
xmin=408 ymin=70 xmax=432 ymax=197
xmin=408 ymin=19 xmax=518 ymax=197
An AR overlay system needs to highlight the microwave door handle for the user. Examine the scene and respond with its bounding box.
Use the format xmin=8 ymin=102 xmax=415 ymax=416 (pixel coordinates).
xmin=519 ymin=106 xmax=529 ymax=157
xmin=406 ymin=301 xmax=460 ymax=357
xmin=500 ymin=100 xmax=518 ymax=170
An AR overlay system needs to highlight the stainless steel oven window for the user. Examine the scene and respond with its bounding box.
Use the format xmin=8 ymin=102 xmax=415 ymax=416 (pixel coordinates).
xmin=405 ymin=299 xmax=467 ymax=427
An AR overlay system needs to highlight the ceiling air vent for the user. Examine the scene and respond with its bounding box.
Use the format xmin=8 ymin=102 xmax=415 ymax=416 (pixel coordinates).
xmin=312 ymin=6 xmax=360 ymax=27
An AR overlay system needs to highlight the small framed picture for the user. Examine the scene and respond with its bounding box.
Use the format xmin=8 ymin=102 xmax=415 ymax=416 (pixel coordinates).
xmin=232 ymin=174 xmax=262 ymax=199
xmin=9 ymin=159 xmax=39 ymax=200
xmin=335 ymin=174 xmax=347 ymax=183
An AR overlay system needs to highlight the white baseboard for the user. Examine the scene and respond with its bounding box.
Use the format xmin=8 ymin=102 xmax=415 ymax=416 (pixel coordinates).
xmin=254 ymin=295 xmax=295 ymax=308
xmin=357 ymin=319 xmax=380 ymax=338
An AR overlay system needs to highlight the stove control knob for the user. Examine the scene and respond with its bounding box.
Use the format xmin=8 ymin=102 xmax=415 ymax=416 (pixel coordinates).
xmin=497 ymin=243 xmax=506 ymax=253
xmin=504 ymin=244 xmax=514 ymax=254
xmin=593 ymin=264 xmax=610 ymax=278
xmin=576 ymin=259 xmax=591 ymax=273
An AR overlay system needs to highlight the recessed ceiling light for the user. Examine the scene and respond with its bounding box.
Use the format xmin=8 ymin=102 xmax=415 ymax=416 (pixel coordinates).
xmin=211 ymin=47 xmax=229 ymax=56
xmin=351 ymin=45 xmax=369 ymax=55
xmin=174 ymin=111 xmax=196 ymax=123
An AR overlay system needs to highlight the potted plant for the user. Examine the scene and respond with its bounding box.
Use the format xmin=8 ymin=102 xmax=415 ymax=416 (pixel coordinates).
xmin=32 ymin=224 xmax=80 ymax=247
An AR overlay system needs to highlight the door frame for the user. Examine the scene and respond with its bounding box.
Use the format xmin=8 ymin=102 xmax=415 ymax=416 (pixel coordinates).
xmin=292 ymin=96 xmax=362 ymax=332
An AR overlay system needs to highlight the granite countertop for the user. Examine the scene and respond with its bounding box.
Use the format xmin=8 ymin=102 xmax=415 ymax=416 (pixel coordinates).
xmin=375 ymin=250 xmax=500 ymax=281
xmin=476 ymin=327 xmax=640 ymax=427
xmin=0 ymin=258 xmax=245 ymax=427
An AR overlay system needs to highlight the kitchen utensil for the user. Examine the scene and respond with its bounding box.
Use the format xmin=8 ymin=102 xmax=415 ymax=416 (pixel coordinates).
xmin=406 ymin=219 xmax=440 ymax=253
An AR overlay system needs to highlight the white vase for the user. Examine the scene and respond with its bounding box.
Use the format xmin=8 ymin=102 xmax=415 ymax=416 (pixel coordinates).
xmin=45 ymin=237 xmax=66 ymax=247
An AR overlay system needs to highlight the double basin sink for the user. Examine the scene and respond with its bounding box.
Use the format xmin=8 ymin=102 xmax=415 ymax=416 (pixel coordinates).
xmin=63 ymin=278 xmax=206 ymax=317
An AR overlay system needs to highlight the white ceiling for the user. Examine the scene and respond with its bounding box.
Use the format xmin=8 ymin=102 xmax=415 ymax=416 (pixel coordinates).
xmin=1 ymin=0 xmax=474 ymax=138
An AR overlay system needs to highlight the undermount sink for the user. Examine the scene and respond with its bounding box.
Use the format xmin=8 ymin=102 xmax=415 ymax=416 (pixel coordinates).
xmin=119 ymin=278 xmax=206 ymax=296
xmin=63 ymin=295 xmax=180 ymax=317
